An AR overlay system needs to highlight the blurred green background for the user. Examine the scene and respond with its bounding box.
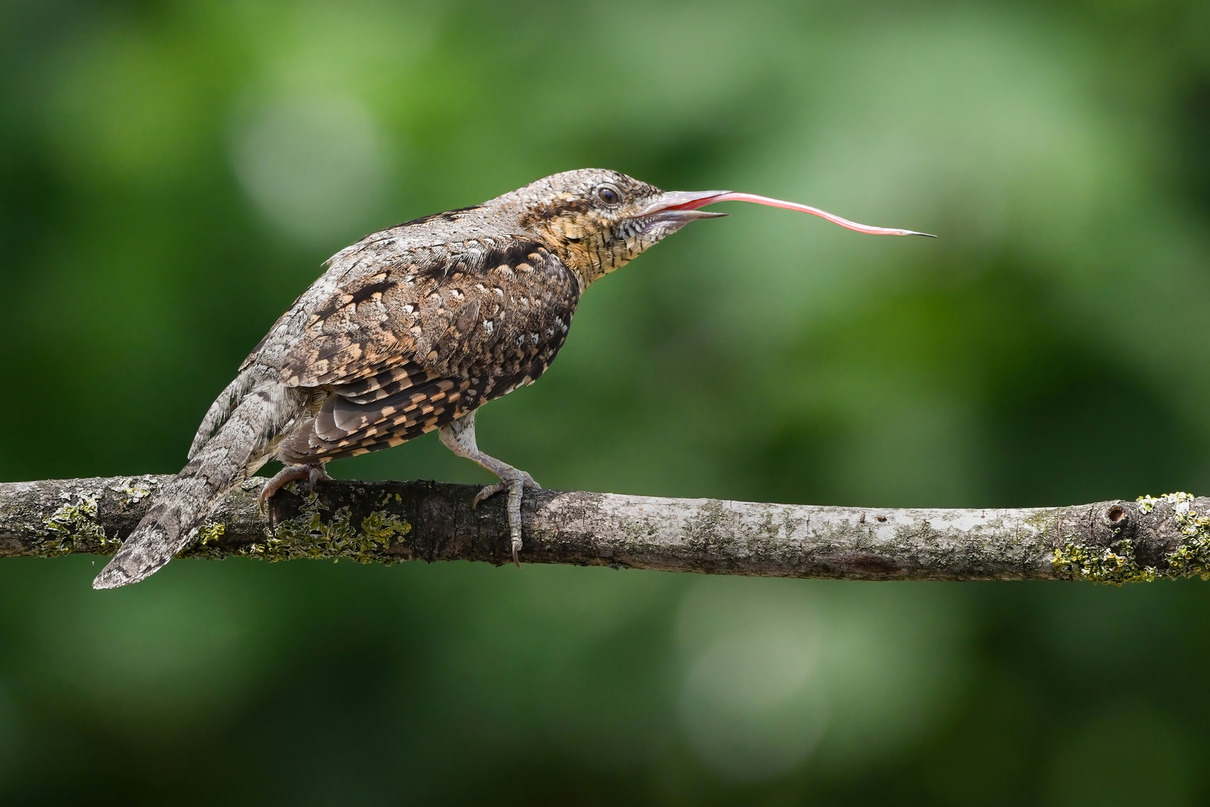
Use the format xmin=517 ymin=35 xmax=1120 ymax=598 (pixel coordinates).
xmin=3 ymin=0 xmax=1210 ymax=803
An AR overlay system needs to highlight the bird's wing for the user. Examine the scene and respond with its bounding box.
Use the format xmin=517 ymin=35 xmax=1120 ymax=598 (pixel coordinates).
xmin=258 ymin=239 xmax=581 ymax=464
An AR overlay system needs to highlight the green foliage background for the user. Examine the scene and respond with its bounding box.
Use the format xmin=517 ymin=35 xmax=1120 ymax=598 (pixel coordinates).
xmin=3 ymin=0 xmax=1210 ymax=803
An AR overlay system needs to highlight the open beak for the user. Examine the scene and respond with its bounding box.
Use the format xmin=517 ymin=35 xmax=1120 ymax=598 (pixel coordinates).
xmin=640 ymin=189 xmax=935 ymax=238
xmin=639 ymin=190 xmax=733 ymax=222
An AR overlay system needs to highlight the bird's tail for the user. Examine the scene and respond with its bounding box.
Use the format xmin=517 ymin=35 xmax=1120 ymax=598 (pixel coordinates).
xmin=92 ymin=379 xmax=297 ymax=590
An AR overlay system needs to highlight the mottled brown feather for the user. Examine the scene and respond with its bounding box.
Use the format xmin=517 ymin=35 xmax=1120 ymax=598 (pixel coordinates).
xmin=267 ymin=242 xmax=580 ymax=465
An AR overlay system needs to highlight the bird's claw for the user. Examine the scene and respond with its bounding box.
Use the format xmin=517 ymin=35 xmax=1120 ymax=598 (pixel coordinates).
xmin=471 ymin=481 xmax=505 ymax=509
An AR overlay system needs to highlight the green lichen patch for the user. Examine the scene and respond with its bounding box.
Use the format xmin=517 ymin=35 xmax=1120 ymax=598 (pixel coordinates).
xmin=1135 ymin=491 xmax=1196 ymax=515
xmin=1052 ymin=539 xmax=1157 ymax=584
xmin=230 ymin=492 xmax=411 ymax=564
xmin=358 ymin=510 xmax=412 ymax=549
xmin=39 ymin=491 xmax=114 ymax=555
xmin=198 ymin=521 xmax=226 ymax=546
xmin=107 ymin=478 xmax=152 ymax=510
xmin=122 ymin=484 xmax=151 ymax=508
xmin=1145 ymin=492 xmax=1210 ymax=579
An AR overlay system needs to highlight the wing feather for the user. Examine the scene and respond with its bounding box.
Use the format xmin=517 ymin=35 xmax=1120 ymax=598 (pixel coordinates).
xmin=254 ymin=236 xmax=580 ymax=466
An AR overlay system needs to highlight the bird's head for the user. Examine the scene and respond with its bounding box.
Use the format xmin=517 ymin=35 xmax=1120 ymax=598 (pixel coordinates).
xmin=502 ymin=168 xmax=722 ymax=285
xmin=498 ymin=168 xmax=933 ymax=287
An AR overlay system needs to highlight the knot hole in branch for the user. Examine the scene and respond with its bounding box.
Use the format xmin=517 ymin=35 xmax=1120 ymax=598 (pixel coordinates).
xmin=1099 ymin=501 xmax=1140 ymax=546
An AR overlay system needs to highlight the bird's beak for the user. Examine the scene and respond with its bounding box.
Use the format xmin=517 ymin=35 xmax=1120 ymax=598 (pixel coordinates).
xmin=640 ymin=189 xmax=935 ymax=238
xmin=638 ymin=190 xmax=732 ymax=222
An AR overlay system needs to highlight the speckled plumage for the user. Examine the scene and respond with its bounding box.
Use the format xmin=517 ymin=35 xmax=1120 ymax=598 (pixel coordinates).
xmin=94 ymin=168 xmax=727 ymax=589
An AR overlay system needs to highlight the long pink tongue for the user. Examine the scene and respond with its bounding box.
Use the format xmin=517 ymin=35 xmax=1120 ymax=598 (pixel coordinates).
xmin=700 ymin=192 xmax=934 ymax=237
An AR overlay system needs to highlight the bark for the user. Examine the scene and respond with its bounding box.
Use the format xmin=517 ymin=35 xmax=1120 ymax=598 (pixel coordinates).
xmin=2 ymin=475 xmax=1208 ymax=583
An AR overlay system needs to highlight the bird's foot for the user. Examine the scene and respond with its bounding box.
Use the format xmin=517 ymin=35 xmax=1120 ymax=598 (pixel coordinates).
xmin=439 ymin=412 xmax=540 ymax=566
xmin=258 ymin=463 xmax=332 ymax=509
xmin=473 ymin=470 xmax=540 ymax=567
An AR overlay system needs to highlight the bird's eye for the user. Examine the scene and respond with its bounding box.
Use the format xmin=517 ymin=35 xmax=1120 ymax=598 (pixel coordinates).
xmin=596 ymin=184 xmax=623 ymax=205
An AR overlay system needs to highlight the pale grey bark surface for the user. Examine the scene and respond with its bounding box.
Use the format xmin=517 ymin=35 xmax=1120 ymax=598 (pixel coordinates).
xmin=2 ymin=475 xmax=1209 ymax=583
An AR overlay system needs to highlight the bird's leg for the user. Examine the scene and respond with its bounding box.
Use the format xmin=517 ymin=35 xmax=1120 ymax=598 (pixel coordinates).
xmin=439 ymin=411 xmax=540 ymax=566
xmin=258 ymin=462 xmax=332 ymax=507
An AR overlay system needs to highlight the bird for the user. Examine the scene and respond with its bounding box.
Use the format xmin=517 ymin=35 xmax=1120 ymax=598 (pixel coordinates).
xmin=92 ymin=168 xmax=931 ymax=589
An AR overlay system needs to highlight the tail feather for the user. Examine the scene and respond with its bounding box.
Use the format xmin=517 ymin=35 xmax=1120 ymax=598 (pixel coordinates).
xmin=189 ymin=372 xmax=256 ymax=460
xmin=94 ymin=378 xmax=301 ymax=590
xmin=91 ymin=454 xmax=241 ymax=589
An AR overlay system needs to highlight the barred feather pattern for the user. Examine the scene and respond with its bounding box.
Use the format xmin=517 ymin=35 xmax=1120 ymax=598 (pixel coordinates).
xmin=273 ymin=243 xmax=579 ymax=464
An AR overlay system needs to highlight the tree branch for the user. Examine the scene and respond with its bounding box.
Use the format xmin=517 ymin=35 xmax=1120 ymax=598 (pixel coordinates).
xmin=1 ymin=475 xmax=1208 ymax=583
